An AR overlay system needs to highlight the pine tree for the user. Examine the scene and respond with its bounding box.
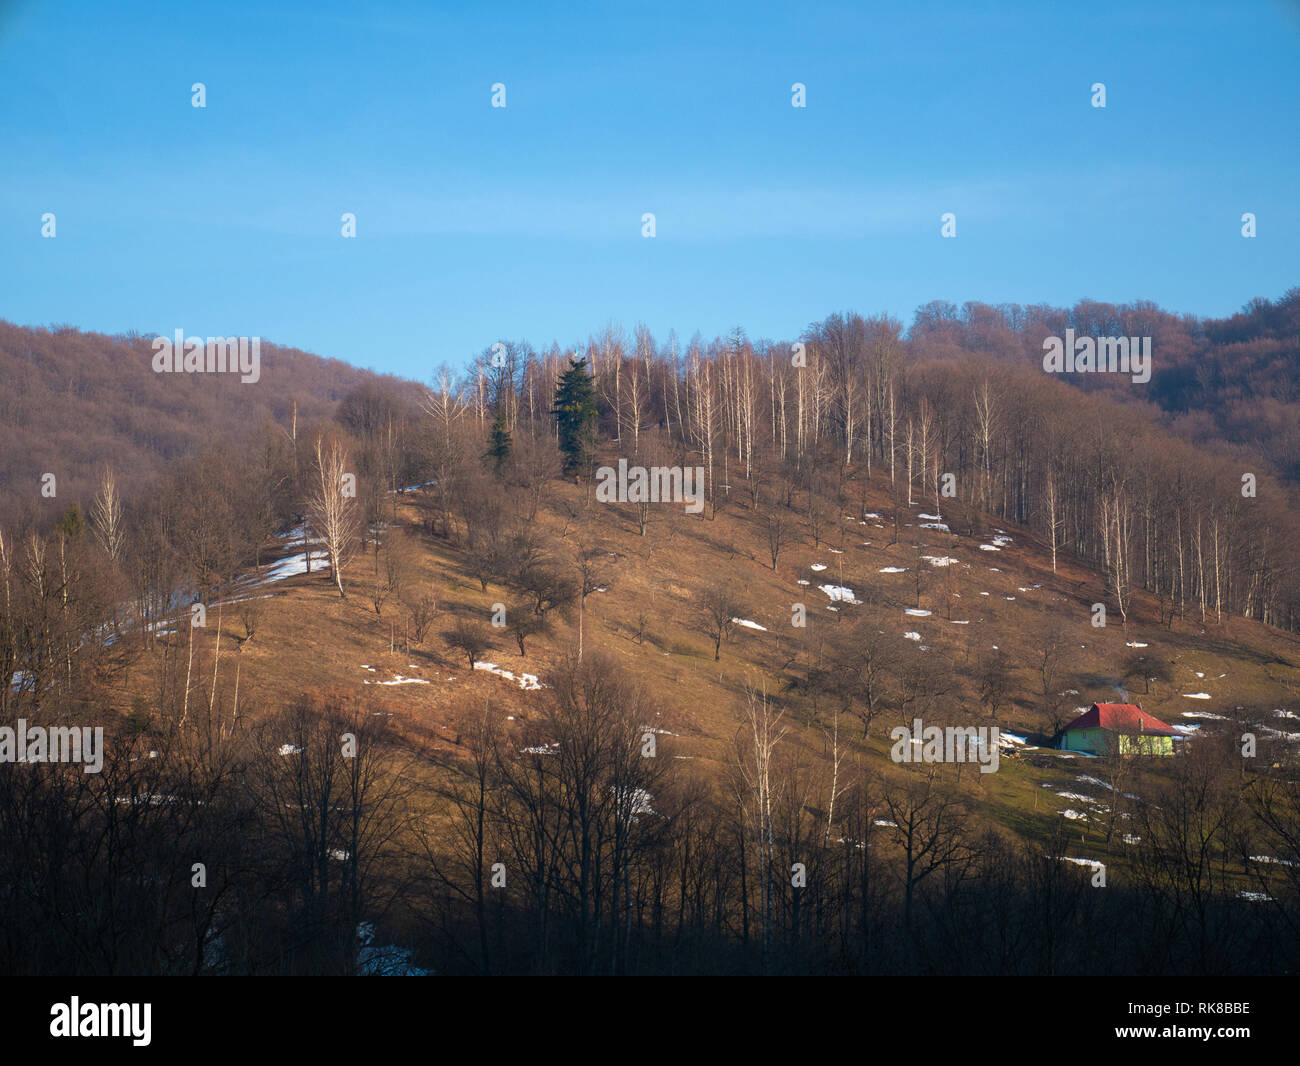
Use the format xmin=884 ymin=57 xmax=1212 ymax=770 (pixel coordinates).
xmin=553 ymin=355 xmax=598 ymax=478
xmin=486 ymin=410 xmax=512 ymax=473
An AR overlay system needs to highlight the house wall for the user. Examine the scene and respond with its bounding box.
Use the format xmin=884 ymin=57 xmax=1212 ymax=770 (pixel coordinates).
xmin=1060 ymin=727 xmax=1173 ymax=755
xmin=1061 ymin=727 xmax=1105 ymax=754
xmin=1119 ymin=734 xmax=1173 ymax=756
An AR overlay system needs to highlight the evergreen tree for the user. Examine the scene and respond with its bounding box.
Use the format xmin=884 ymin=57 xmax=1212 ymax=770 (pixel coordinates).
xmin=486 ymin=410 xmax=512 ymax=473
xmin=553 ymin=355 xmax=598 ymax=477
xmin=55 ymin=501 xmax=86 ymax=540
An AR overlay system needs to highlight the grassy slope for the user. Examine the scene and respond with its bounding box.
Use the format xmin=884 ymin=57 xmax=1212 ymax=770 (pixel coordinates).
xmin=117 ymin=461 xmax=1300 ymax=884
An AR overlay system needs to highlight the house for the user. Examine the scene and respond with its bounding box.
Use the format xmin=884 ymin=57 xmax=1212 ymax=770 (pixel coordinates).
xmin=1057 ymin=702 xmax=1176 ymax=756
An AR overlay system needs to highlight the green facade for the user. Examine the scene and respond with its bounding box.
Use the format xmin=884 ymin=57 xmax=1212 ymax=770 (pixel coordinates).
xmin=1060 ymin=726 xmax=1173 ymax=756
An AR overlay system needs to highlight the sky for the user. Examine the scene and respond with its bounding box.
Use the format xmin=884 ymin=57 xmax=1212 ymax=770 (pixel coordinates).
xmin=1 ymin=0 xmax=1297 ymax=380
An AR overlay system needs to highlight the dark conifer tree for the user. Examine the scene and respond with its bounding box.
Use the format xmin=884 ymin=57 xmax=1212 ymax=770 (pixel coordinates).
xmin=553 ymin=355 xmax=598 ymax=478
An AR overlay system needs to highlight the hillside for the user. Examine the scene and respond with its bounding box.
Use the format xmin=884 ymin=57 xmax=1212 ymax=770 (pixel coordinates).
xmin=907 ymin=286 xmax=1300 ymax=483
xmin=3 ymin=319 xmax=1300 ymax=976
xmin=0 ymin=320 xmax=425 ymax=528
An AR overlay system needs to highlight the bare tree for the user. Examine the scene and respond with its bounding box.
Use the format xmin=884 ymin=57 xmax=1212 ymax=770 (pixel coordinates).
xmin=308 ymin=434 xmax=359 ymax=598
xmin=90 ymin=466 xmax=125 ymax=563
xmin=698 ymin=580 xmax=746 ymax=661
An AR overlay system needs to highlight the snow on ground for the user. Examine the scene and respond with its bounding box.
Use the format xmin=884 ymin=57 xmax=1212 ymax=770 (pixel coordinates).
xmin=357 ymin=922 xmax=430 ymax=977
xmin=1238 ymin=891 xmax=1272 ymax=902
xmin=904 ymin=608 xmax=931 ymax=616
xmin=1056 ymin=791 xmax=1096 ymax=803
xmin=863 ymin=512 xmax=882 ymax=520
xmin=874 ymin=819 xmax=898 ymax=828
xmin=475 ymin=661 xmax=542 ymax=690
xmin=1060 ymin=810 xmax=1087 ymax=821
xmin=614 ymin=786 xmax=656 ymax=819
xmin=999 ymin=732 xmax=1027 ymax=748
xmin=1172 ymin=724 xmax=1201 ymax=735
xmin=979 ymin=591 xmax=990 ymax=596
xmin=276 ymin=524 xmax=326 ymax=545
xmin=879 ymin=566 xmax=907 ymax=573
xmin=256 ymin=551 xmax=330 ymax=584
xmin=365 ymin=674 xmax=430 ymax=686
xmin=1077 ymin=774 xmax=1136 ymax=798
xmin=922 ymin=556 xmax=959 ymax=567
xmin=810 ymin=563 xmax=827 ymax=572
xmin=1125 ymin=641 xmax=1148 ymax=648
xmin=1259 ymin=726 xmax=1300 ymax=741
xmin=278 ymin=744 xmax=302 ymax=756
xmin=1250 ymin=855 xmax=1298 ymax=867
xmin=797 ymin=579 xmax=810 ymax=585
xmin=1059 ymin=856 xmax=1102 ymax=868
xmin=1182 ymin=692 xmax=1212 ymax=699
xmin=980 ymin=544 xmax=1001 ymax=551
xmin=1181 ymin=710 xmax=1224 ymax=720
xmin=950 ymin=619 xmax=970 ymax=624
xmin=904 ymin=631 xmax=922 ymax=641
xmin=918 ymin=513 xmax=943 ymax=521
xmin=521 ymin=741 xmax=559 ymax=755
xmin=818 ymin=584 xmax=860 ymax=604
xmin=919 ymin=522 xmax=951 ymax=531
xmin=1276 ymin=710 xmax=1299 ymax=720
xmin=732 ymin=618 xmax=768 ymax=631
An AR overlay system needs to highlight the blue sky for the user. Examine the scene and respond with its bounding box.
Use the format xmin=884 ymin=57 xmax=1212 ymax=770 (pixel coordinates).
xmin=1 ymin=0 xmax=1297 ymax=379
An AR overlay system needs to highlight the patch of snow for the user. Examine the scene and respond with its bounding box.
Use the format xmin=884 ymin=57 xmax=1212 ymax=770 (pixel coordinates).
xmin=1182 ymin=692 xmax=1212 ymax=700
xmin=278 ymin=744 xmax=302 ymax=756
xmin=367 ymin=675 xmax=430 ymax=686
xmin=904 ymin=631 xmax=922 ymax=641
xmin=818 ymin=584 xmax=860 ymax=604
xmin=880 ymin=566 xmax=908 ymax=573
xmin=919 ymin=522 xmax=950 ymax=531
xmin=475 ymin=662 xmax=542 ymax=690
xmin=732 ymin=618 xmax=768 ymax=631
xmin=810 ymin=563 xmax=827 ymax=572
xmin=904 ymin=608 xmax=931 ymax=616
xmin=922 ymin=556 xmax=959 ymax=567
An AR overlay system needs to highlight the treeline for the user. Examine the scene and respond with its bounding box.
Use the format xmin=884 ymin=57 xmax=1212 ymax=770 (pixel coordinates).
xmin=908 ymin=288 xmax=1300 ymax=483
xmin=0 ymin=320 xmax=422 ymax=528
xmin=424 ymin=319 xmax=1300 ymax=632
xmin=1 ymin=659 xmax=1297 ymax=976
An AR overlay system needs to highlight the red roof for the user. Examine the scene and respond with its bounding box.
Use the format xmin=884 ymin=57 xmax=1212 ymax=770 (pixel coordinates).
xmin=1061 ymin=703 xmax=1176 ymax=737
